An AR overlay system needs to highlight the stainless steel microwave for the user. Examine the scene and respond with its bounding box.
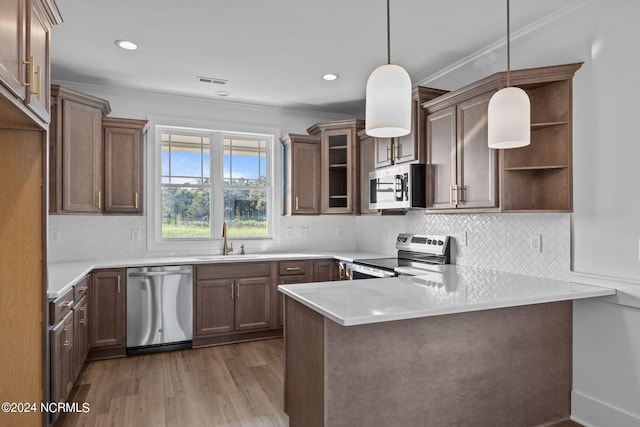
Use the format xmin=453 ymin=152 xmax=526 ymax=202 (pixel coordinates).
xmin=369 ymin=163 xmax=427 ymax=210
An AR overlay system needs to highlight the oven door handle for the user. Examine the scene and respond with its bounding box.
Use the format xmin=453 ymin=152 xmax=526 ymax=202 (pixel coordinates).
xmin=351 ymin=263 xmax=397 ymax=279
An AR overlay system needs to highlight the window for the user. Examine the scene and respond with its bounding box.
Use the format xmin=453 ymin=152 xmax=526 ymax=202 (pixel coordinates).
xmin=157 ymin=126 xmax=273 ymax=241
xmin=223 ymin=136 xmax=269 ymax=237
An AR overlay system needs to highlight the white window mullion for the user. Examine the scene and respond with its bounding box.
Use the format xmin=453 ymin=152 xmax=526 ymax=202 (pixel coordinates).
xmin=212 ymin=132 xmax=225 ymax=241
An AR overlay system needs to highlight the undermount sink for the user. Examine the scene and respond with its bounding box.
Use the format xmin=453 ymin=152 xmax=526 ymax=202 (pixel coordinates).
xmin=195 ymin=255 xmax=260 ymax=261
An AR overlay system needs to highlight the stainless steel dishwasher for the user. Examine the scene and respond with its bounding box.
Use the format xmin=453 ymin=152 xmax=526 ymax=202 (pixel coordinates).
xmin=126 ymin=265 xmax=193 ymax=353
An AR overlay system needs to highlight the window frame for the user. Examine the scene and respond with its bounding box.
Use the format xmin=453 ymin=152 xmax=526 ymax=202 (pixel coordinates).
xmin=147 ymin=120 xmax=278 ymax=253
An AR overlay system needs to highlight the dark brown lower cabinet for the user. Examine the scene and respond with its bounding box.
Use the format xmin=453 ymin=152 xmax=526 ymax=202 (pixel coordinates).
xmin=50 ymin=310 xmax=73 ymax=425
xmin=193 ymin=262 xmax=276 ymax=347
xmin=277 ymin=260 xmax=338 ymax=327
xmin=313 ymin=259 xmax=339 ymax=282
xmin=72 ymin=295 xmax=89 ymax=381
xmin=88 ymin=269 xmax=126 ymax=360
xmin=235 ymin=276 xmax=271 ymax=331
xmin=195 ymin=279 xmax=236 ymax=336
xmin=278 ymin=275 xmax=312 ymax=328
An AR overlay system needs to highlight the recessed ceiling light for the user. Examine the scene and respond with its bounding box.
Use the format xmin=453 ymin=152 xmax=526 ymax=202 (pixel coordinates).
xmin=216 ymin=91 xmax=230 ymax=97
xmin=115 ymin=39 xmax=138 ymax=50
xmin=322 ymin=73 xmax=340 ymax=81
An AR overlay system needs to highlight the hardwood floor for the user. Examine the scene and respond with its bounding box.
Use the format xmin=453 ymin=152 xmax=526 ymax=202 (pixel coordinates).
xmin=58 ymin=338 xmax=584 ymax=427
xmin=58 ymin=339 xmax=288 ymax=427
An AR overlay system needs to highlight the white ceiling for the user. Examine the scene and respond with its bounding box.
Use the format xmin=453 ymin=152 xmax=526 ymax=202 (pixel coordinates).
xmin=51 ymin=0 xmax=578 ymax=115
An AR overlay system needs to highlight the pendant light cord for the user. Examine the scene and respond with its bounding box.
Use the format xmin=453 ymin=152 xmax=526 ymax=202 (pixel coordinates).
xmin=387 ymin=0 xmax=391 ymax=65
xmin=506 ymin=0 xmax=511 ymax=87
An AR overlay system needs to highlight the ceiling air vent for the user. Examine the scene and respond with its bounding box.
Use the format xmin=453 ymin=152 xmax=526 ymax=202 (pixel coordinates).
xmin=197 ymin=76 xmax=228 ymax=85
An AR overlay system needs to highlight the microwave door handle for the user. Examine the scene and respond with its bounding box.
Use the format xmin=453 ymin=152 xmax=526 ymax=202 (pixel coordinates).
xmin=403 ymin=173 xmax=409 ymax=201
xmin=395 ymin=175 xmax=404 ymax=201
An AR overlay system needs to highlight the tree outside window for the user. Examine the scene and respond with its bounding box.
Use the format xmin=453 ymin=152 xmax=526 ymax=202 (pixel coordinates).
xmin=159 ymin=128 xmax=271 ymax=239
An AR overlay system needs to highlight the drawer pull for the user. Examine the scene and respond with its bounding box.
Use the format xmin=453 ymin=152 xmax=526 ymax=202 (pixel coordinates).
xmin=62 ymin=300 xmax=74 ymax=308
xmin=77 ymin=286 xmax=88 ymax=292
xmin=286 ymin=267 xmax=301 ymax=271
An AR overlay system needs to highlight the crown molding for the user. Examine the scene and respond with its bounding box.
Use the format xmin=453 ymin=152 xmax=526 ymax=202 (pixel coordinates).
xmin=415 ymin=0 xmax=595 ymax=88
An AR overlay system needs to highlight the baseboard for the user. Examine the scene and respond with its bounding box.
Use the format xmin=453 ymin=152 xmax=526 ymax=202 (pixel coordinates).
xmin=572 ymin=390 xmax=640 ymax=427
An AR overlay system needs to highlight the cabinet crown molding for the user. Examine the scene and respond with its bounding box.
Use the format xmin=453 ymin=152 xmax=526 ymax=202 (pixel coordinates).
xmin=51 ymin=84 xmax=111 ymax=116
xmin=307 ymin=119 xmax=364 ymax=136
xmin=422 ymin=62 xmax=583 ymax=113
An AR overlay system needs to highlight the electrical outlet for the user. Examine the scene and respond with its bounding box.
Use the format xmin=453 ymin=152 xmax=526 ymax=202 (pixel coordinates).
xmin=50 ymin=229 xmax=61 ymax=242
xmin=336 ymin=226 xmax=344 ymax=238
xmin=286 ymin=227 xmax=294 ymax=238
xmin=530 ymin=234 xmax=542 ymax=253
xmin=299 ymin=227 xmax=309 ymax=238
xmin=131 ymin=229 xmax=141 ymax=241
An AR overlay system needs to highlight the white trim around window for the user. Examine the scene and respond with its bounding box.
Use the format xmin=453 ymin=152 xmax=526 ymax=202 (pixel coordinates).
xmin=145 ymin=116 xmax=281 ymax=254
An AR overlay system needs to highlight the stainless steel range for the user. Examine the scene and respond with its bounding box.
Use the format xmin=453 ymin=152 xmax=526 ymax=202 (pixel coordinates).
xmin=351 ymin=233 xmax=451 ymax=279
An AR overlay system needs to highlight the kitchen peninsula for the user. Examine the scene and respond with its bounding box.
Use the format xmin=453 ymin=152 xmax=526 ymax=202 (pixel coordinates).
xmin=278 ymin=266 xmax=615 ymax=427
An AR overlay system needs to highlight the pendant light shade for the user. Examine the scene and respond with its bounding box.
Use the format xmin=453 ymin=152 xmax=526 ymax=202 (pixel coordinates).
xmin=488 ymin=86 xmax=530 ymax=149
xmin=487 ymin=0 xmax=530 ymax=149
xmin=365 ymin=63 xmax=412 ymax=138
xmin=365 ymin=0 xmax=411 ymax=138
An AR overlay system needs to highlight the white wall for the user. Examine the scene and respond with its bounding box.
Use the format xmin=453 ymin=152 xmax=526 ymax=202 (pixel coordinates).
xmin=570 ymin=1 xmax=640 ymax=425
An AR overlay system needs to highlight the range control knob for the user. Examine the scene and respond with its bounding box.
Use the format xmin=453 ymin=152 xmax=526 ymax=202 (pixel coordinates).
xmin=438 ymin=240 xmax=444 ymax=245
xmin=427 ymin=239 xmax=432 ymax=244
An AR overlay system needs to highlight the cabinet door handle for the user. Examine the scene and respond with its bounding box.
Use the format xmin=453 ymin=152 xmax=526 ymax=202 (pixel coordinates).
xmin=295 ymin=196 xmax=299 ymax=211
xmin=230 ymin=283 xmax=234 ymax=300
xmin=386 ymin=145 xmax=392 ymax=163
xmin=450 ymin=186 xmax=454 ymax=205
xmin=236 ymin=282 xmax=240 ymax=299
xmin=23 ymin=56 xmax=32 ymax=88
xmin=63 ymin=324 xmax=71 ymax=348
xmin=24 ymin=56 xmax=41 ymax=100
xmin=338 ymin=264 xmax=345 ymax=280
xmin=97 ymin=191 xmax=102 ymax=209
xmin=394 ymin=143 xmax=400 ymax=161
xmin=286 ymin=267 xmax=301 ymax=271
xmin=34 ymin=65 xmax=41 ymax=100
xmin=459 ymin=185 xmax=465 ymax=204
xmin=135 ymin=192 xmax=139 ymax=209
xmin=116 ymin=275 xmax=121 ymax=293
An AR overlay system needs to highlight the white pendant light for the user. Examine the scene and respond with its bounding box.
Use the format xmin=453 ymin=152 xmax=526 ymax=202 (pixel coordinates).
xmin=488 ymin=0 xmax=530 ymax=149
xmin=365 ymin=0 xmax=411 ymax=138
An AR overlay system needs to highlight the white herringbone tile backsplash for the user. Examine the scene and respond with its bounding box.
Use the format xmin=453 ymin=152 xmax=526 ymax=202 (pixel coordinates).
xmin=356 ymin=211 xmax=570 ymax=280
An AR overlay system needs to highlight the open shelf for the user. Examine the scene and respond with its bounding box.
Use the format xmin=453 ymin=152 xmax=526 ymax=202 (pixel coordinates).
xmin=531 ymin=121 xmax=569 ymax=129
xmin=500 ymin=66 xmax=578 ymax=212
xmin=504 ymin=165 xmax=568 ymax=171
xmin=502 ymin=168 xmax=571 ymax=211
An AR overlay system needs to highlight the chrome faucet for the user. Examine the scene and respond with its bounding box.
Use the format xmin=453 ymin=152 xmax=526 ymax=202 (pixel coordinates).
xmin=222 ymin=222 xmax=233 ymax=255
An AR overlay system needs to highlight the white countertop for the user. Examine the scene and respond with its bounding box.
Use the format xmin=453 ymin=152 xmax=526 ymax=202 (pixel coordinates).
xmin=278 ymin=265 xmax=617 ymax=326
xmin=47 ymin=250 xmax=386 ymax=299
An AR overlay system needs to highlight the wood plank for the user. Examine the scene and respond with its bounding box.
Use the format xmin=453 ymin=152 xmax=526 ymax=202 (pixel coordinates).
xmin=58 ymin=339 xmax=288 ymax=427
xmin=0 ymin=129 xmax=43 ymax=427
